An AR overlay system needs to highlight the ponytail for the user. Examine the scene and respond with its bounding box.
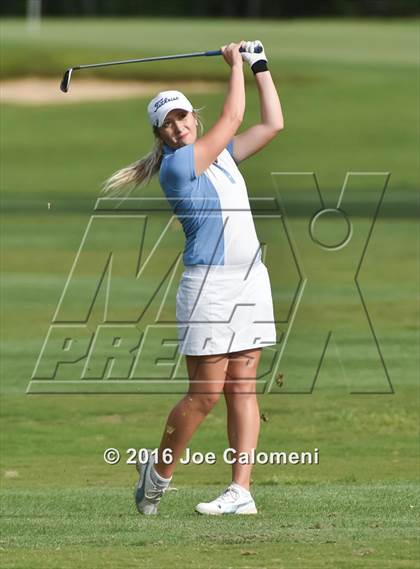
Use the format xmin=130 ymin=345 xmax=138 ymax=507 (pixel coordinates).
xmin=101 ymin=109 xmax=203 ymax=197
xmin=101 ymin=129 xmax=163 ymax=196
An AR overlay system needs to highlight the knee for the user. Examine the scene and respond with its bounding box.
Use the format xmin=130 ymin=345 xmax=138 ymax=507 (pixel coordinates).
xmin=223 ymin=379 xmax=257 ymax=397
xmin=187 ymin=392 xmax=221 ymax=415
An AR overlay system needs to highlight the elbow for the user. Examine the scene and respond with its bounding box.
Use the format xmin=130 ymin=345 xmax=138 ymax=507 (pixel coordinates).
xmin=265 ymin=122 xmax=284 ymax=139
xmin=231 ymin=114 xmax=244 ymax=128
xmin=272 ymin=120 xmax=284 ymax=134
xmin=222 ymin=109 xmax=244 ymax=127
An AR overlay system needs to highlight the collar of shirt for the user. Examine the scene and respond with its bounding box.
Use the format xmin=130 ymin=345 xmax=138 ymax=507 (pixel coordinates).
xmin=162 ymin=143 xmax=175 ymax=155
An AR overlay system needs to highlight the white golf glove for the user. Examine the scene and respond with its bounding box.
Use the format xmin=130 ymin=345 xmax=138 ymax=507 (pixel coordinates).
xmin=241 ymin=40 xmax=268 ymax=68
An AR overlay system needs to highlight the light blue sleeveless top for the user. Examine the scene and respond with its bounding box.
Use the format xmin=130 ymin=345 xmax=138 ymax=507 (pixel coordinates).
xmin=159 ymin=141 xmax=261 ymax=266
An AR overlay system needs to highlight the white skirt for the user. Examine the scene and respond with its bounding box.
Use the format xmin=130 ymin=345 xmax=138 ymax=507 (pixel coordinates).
xmin=176 ymin=260 xmax=277 ymax=356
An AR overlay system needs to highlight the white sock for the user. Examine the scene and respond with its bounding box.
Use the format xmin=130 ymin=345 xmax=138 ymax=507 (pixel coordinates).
xmin=230 ymin=482 xmax=251 ymax=497
xmin=150 ymin=463 xmax=172 ymax=486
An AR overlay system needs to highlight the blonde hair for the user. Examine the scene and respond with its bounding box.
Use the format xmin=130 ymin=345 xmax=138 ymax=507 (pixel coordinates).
xmin=102 ymin=109 xmax=203 ymax=197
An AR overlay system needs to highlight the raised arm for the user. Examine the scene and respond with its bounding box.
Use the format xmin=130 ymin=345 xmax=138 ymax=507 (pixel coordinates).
xmin=231 ymin=41 xmax=284 ymax=163
xmin=194 ymin=42 xmax=245 ymax=176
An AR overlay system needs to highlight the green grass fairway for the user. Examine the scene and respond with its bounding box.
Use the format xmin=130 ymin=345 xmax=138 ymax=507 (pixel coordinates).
xmin=1 ymin=484 xmax=419 ymax=569
xmin=1 ymin=213 xmax=418 ymax=568
xmin=1 ymin=17 xmax=419 ymax=569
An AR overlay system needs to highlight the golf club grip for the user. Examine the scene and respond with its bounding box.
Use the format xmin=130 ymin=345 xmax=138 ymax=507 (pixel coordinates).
xmin=205 ymin=45 xmax=263 ymax=56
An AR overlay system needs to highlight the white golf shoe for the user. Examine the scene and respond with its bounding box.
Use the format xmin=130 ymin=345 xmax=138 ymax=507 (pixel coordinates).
xmin=134 ymin=452 xmax=171 ymax=515
xmin=195 ymin=483 xmax=257 ymax=515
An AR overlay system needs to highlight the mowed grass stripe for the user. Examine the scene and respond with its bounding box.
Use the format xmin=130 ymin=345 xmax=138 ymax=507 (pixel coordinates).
xmin=2 ymin=18 xmax=418 ymax=78
xmin=1 ymin=483 xmax=418 ymax=547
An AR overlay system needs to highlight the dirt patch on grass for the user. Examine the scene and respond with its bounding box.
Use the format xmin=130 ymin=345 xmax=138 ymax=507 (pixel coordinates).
xmin=99 ymin=414 xmax=123 ymax=425
xmin=0 ymin=77 xmax=223 ymax=105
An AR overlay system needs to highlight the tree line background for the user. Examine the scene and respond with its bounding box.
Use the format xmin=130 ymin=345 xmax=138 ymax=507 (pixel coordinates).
xmin=1 ymin=0 xmax=419 ymax=17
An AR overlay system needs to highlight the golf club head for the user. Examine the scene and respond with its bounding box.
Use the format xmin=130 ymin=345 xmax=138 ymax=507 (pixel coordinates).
xmin=60 ymin=68 xmax=73 ymax=93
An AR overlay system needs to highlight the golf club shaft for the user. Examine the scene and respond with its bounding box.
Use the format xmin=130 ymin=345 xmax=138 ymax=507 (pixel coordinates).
xmin=70 ymin=50 xmax=226 ymax=71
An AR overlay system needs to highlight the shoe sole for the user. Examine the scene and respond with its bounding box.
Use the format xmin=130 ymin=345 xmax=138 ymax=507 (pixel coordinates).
xmin=195 ymin=503 xmax=258 ymax=515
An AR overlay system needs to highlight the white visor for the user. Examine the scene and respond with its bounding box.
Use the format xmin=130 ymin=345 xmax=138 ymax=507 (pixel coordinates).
xmin=147 ymin=90 xmax=193 ymax=128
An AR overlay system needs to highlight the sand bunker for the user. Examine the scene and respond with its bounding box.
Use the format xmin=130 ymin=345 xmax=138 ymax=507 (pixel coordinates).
xmin=0 ymin=77 xmax=223 ymax=105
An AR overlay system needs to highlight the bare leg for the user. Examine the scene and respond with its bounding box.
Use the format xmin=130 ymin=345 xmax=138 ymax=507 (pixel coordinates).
xmin=223 ymin=348 xmax=262 ymax=490
xmin=154 ymin=353 xmax=228 ymax=479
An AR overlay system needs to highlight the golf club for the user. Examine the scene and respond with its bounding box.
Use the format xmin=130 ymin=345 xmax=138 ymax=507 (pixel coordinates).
xmin=60 ymin=45 xmax=262 ymax=93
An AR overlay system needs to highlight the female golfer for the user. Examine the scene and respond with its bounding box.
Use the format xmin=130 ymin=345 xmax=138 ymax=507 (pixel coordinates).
xmin=104 ymin=40 xmax=283 ymax=515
